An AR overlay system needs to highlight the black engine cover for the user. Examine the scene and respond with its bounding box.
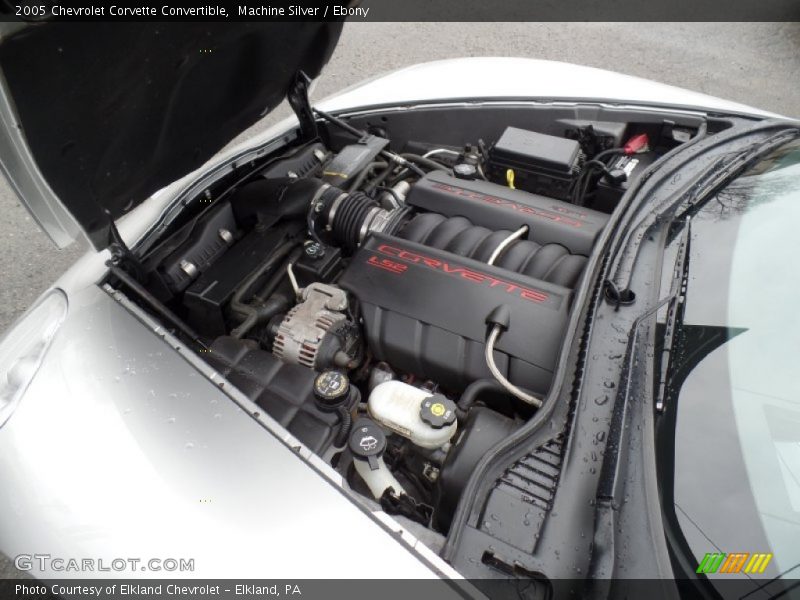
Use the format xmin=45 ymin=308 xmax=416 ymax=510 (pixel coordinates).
xmin=407 ymin=171 xmax=608 ymax=255
xmin=338 ymin=234 xmax=572 ymax=394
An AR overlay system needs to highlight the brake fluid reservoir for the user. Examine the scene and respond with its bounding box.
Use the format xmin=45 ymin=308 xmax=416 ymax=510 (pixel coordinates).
xmin=368 ymin=381 xmax=457 ymax=449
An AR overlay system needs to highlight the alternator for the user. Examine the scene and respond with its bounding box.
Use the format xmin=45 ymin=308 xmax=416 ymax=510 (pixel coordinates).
xmin=272 ymin=282 xmax=359 ymax=370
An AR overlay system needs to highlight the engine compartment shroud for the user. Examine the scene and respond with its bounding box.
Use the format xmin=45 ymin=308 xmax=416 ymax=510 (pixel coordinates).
xmin=339 ymin=234 xmax=572 ymax=394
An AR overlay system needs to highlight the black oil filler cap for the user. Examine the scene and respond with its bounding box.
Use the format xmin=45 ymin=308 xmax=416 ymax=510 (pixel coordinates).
xmin=420 ymin=395 xmax=457 ymax=429
xmin=349 ymin=418 xmax=387 ymax=470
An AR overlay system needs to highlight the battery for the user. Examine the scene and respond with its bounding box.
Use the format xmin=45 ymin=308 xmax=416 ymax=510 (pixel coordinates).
xmin=488 ymin=127 xmax=582 ymax=200
xmin=593 ymin=152 xmax=657 ymax=212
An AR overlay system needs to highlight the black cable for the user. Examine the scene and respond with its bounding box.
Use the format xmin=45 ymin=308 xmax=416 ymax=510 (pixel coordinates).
xmin=572 ymin=157 xmax=617 ymax=206
xmin=583 ymin=158 xmax=613 ymax=174
xmin=385 ymin=154 xmax=444 ymax=186
xmin=347 ymin=161 xmax=388 ymax=192
xmin=573 ymin=171 xmax=596 ymax=206
xmin=334 ymin=406 xmax=352 ymax=447
xmin=373 ymin=186 xmax=402 ymax=208
xmin=594 ymin=147 xmax=625 ymax=162
xmin=404 ymin=161 xmax=427 ymax=178
xmin=364 ymin=160 xmax=398 ymax=193
xmin=385 ymin=170 xmax=408 ymax=188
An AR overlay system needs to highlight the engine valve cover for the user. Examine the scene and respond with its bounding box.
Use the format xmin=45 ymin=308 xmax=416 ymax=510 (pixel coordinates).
xmin=339 ymin=234 xmax=572 ymax=394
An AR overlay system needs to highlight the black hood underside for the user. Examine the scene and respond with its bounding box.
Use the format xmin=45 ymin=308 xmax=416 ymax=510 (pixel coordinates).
xmin=0 ymin=22 xmax=342 ymax=248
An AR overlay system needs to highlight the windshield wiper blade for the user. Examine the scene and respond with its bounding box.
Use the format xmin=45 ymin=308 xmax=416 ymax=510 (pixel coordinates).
xmin=674 ymin=129 xmax=799 ymax=223
xmin=655 ymin=217 xmax=692 ymax=412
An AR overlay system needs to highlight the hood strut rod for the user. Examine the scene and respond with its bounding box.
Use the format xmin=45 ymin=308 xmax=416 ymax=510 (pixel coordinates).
xmin=287 ymin=71 xmax=319 ymax=142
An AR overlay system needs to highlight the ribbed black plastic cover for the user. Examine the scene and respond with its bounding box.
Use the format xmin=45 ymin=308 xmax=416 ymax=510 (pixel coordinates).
xmin=206 ymin=337 xmax=339 ymax=454
xmin=407 ymin=171 xmax=608 ymax=255
xmin=338 ymin=234 xmax=572 ymax=394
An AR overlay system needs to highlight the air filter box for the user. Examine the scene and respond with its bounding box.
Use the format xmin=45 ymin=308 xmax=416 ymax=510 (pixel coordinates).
xmin=184 ymin=223 xmax=303 ymax=337
xmin=488 ymin=127 xmax=582 ymax=200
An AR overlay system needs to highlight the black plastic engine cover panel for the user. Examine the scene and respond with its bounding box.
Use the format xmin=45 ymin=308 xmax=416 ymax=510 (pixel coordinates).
xmin=398 ymin=213 xmax=588 ymax=289
xmin=338 ymin=234 xmax=572 ymax=394
xmin=407 ymin=171 xmax=608 ymax=255
xmin=184 ymin=222 xmax=304 ymax=337
xmin=206 ymin=336 xmax=339 ymax=455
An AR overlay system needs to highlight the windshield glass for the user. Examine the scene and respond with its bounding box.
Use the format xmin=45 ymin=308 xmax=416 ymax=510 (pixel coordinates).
xmin=658 ymin=138 xmax=800 ymax=586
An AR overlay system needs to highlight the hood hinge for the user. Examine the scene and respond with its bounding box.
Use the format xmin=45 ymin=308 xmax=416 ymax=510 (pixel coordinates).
xmin=106 ymin=209 xmax=144 ymax=279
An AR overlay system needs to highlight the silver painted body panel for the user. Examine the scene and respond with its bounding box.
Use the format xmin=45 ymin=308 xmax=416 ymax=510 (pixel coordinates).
xmin=0 ymin=58 xmax=776 ymax=578
xmin=0 ymin=284 xmax=454 ymax=579
xmin=316 ymin=58 xmax=779 ymax=119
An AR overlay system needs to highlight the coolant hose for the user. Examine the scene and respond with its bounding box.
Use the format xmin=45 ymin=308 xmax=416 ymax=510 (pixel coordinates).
xmin=348 ymin=161 xmax=388 ymax=192
xmin=230 ymin=240 xmax=299 ymax=338
xmin=456 ymin=378 xmax=509 ymax=416
xmin=230 ymin=294 xmax=290 ymax=339
xmin=229 ymin=239 xmax=299 ymax=326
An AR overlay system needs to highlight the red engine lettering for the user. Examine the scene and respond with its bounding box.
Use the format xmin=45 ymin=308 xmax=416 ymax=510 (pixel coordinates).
xmin=373 ymin=244 xmax=549 ymax=304
xmin=367 ymin=255 xmax=407 ymax=274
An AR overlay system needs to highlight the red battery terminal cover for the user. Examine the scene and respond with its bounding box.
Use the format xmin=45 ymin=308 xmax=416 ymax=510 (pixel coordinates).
xmin=624 ymin=133 xmax=650 ymax=155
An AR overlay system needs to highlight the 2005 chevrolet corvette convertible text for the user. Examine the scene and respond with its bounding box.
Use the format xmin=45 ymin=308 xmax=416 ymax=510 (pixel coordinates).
xmin=0 ymin=22 xmax=797 ymax=600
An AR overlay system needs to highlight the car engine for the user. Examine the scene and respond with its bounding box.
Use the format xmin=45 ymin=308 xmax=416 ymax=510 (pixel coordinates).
xmin=120 ymin=110 xmax=687 ymax=540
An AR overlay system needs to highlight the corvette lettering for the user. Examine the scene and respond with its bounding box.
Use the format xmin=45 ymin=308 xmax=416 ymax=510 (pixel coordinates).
xmin=371 ymin=244 xmax=549 ymax=303
xmin=431 ymin=182 xmax=585 ymax=228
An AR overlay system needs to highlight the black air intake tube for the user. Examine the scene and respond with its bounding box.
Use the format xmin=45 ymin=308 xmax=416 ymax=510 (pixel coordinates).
xmin=328 ymin=191 xmax=379 ymax=249
xmin=308 ymin=180 xmax=411 ymax=252
xmin=235 ymin=176 xmax=411 ymax=252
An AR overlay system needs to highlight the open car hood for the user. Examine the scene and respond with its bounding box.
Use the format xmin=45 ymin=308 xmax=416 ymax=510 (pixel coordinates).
xmin=0 ymin=22 xmax=343 ymax=249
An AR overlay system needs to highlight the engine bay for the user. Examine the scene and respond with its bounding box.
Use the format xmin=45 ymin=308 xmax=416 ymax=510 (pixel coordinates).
xmin=110 ymin=104 xmax=703 ymax=551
